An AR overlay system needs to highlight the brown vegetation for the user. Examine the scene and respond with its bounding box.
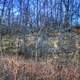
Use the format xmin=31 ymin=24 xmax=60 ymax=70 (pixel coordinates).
xmin=0 ymin=55 xmax=80 ymax=80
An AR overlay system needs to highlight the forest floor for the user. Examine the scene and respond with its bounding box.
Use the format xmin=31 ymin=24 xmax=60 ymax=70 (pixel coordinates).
xmin=0 ymin=54 xmax=80 ymax=80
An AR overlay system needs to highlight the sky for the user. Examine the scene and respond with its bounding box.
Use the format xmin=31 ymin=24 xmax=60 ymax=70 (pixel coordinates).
xmin=0 ymin=0 xmax=80 ymax=26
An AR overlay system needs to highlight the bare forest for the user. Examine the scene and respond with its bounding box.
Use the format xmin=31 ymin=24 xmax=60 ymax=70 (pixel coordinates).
xmin=0 ymin=0 xmax=80 ymax=80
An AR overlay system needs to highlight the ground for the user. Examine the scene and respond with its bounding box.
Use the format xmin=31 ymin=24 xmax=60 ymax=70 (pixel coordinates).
xmin=0 ymin=54 xmax=79 ymax=80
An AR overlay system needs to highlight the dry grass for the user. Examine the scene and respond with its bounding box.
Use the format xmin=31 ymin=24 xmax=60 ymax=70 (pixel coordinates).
xmin=0 ymin=55 xmax=80 ymax=80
